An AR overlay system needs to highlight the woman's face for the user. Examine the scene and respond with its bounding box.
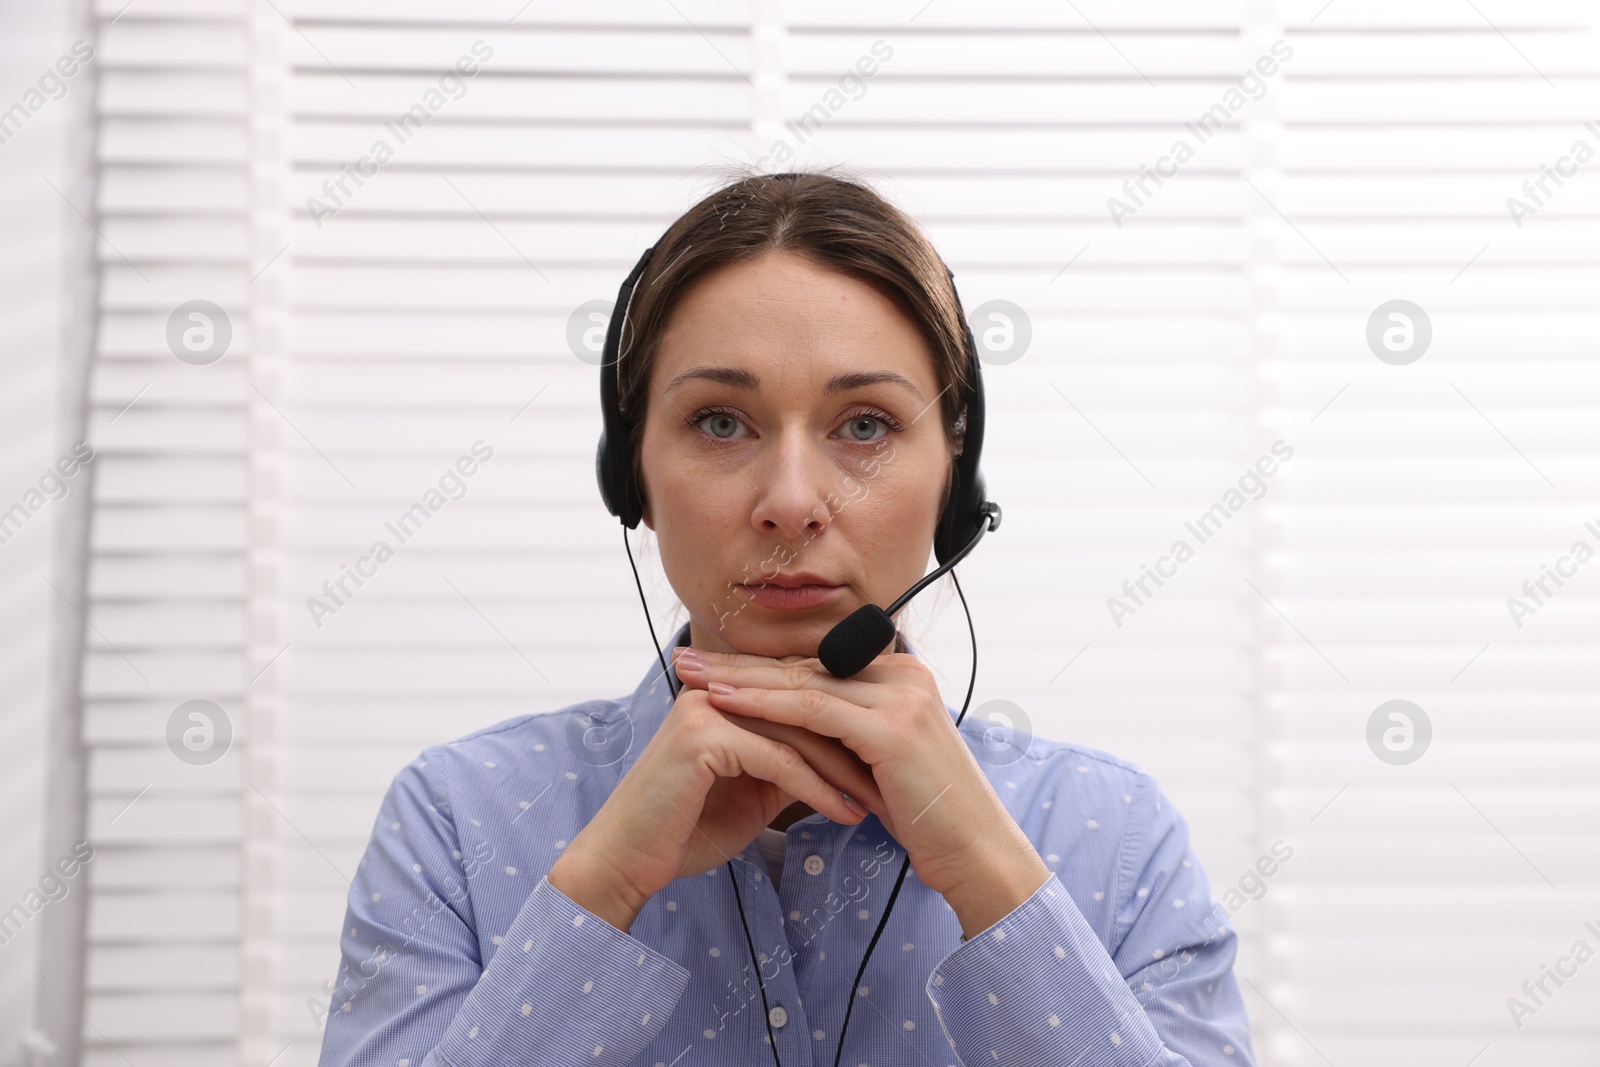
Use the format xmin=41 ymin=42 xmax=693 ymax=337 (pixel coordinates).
xmin=638 ymin=248 xmax=955 ymax=658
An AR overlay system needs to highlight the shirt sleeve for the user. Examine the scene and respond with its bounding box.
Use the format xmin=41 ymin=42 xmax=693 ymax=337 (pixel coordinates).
xmin=316 ymin=754 xmax=693 ymax=1067
xmin=923 ymin=770 xmax=1256 ymax=1066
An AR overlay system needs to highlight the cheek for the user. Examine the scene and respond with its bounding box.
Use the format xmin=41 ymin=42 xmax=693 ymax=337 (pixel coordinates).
xmin=641 ymin=440 xmax=741 ymax=585
xmin=640 ymin=417 xmax=733 ymax=501
xmin=853 ymin=447 xmax=948 ymax=522
xmin=842 ymin=462 xmax=944 ymax=560
xmin=653 ymin=456 xmax=742 ymax=532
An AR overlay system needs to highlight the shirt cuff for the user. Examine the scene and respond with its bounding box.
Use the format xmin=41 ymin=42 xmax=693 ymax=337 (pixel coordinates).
xmin=926 ymin=874 xmax=1165 ymax=1066
xmin=436 ymin=875 xmax=692 ymax=1066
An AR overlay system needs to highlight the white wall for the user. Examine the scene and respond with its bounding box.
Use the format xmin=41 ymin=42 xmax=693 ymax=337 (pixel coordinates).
xmin=0 ymin=2 xmax=90 ymax=1065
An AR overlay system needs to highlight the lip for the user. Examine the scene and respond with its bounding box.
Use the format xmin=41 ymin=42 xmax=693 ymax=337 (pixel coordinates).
xmin=742 ymin=571 xmax=836 ymax=589
xmin=738 ymin=573 xmax=844 ymax=611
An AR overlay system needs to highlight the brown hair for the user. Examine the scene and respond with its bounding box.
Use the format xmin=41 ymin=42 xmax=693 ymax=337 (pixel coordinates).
xmin=615 ymin=167 xmax=971 ymax=511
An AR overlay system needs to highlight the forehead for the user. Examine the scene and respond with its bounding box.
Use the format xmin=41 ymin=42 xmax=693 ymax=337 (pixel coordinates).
xmin=650 ymin=249 xmax=941 ymax=396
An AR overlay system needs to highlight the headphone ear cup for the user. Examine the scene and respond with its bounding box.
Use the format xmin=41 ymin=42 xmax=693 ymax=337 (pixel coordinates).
xmin=596 ymin=431 xmax=619 ymax=521
xmin=933 ymin=266 xmax=990 ymax=567
xmin=598 ymin=421 xmax=641 ymax=528
xmin=597 ymin=245 xmax=657 ymax=529
xmin=604 ymin=432 xmax=643 ymax=529
xmin=622 ymin=447 xmax=642 ymax=529
xmin=934 ymin=457 xmax=963 ymax=566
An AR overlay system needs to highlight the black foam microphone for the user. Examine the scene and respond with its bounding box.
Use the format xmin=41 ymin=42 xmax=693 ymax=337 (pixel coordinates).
xmin=817 ymin=501 xmax=1000 ymax=677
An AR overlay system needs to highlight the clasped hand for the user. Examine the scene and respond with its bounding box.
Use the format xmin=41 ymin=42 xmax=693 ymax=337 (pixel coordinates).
xmin=673 ymin=644 xmax=1014 ymax=900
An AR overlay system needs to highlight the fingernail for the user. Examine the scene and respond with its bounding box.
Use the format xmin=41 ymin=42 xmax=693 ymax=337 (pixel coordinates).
xmin=676 ymin=649 xmax=705 ymax=671
xmin=842 ymin=795 xmax=869 ymax=818
xmin=708 ymin=681 xmax=736 ymax=695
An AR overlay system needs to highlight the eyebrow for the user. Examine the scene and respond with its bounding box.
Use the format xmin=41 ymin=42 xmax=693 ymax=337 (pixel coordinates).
xmin=663 ymin=366 xmax=926 ymax=402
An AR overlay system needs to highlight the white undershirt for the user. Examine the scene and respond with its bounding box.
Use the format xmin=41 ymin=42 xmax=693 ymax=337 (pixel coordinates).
xmin=755 ymin=826 xmax=787 ymax=892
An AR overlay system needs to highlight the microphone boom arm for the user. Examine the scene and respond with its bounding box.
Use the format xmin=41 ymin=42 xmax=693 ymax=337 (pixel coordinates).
xmin=884 ymin=501 xmax=1001 ymax=618
xmin=817 ymin=501 xmax=1001 ymax=678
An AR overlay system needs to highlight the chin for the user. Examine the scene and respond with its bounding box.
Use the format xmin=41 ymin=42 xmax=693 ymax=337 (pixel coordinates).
xmin=709 ymin=616 xmax=832 ymax=659
xmin=746 ymin=623 xmax=827 ymax=658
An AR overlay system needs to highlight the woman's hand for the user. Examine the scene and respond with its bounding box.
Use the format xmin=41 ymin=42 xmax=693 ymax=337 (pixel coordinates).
xmin=674 ymin=645 xmax=1052 ymax=937
xmin=548 ymin=663 xmax=883 ymax=933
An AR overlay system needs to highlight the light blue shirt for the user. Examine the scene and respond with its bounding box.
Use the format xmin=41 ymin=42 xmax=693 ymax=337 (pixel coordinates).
xmin=316 ymin=622 xmax=1255 ymax=1066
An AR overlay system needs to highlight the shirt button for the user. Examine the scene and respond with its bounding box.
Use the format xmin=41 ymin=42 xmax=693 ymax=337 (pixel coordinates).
xmin=803 ymin=854 xmax=825 ymax=876
xmin=768 ymin=1005 xmax=788 ymax=1028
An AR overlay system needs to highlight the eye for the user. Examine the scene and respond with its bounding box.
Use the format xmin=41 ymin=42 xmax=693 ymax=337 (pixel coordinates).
xmin=838 ymin=408 xmax=903 ymax=443
xmin=683 ymin=405 xmax=904 ymax=445
xmin=685 ymin=406 xmax=750 ymax=441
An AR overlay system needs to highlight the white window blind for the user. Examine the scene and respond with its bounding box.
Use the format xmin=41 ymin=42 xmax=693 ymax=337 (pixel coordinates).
xmin=86 ymin=3 xmax=251 ymax=1066
xmin=78 ymin=2 xmax=1600 ymax=1066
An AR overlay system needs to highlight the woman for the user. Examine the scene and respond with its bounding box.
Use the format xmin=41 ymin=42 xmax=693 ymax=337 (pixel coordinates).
xmin=316 ymin=170 xmax=1256 ymax=1066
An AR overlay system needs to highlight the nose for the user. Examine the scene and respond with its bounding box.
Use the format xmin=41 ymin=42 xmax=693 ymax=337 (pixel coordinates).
xmin=748 ymin=424 xmax=838 ymax=543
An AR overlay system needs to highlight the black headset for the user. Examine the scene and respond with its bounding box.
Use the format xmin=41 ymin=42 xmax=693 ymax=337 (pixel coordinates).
xmin=593 ymin=180 xmax=997 ymax=1066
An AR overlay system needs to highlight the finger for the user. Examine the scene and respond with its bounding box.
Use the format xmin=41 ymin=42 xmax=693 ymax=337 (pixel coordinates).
xmin=722 ymin=716 xmax=880 ymax=808
xmin=707 ymin=684 xmax=861 ymax=747
xmin=718 ymin=714 xmax=883 ymax=812
xmin=681 ymin=657 xmax=880 ymax=715
xmin=720 ymin=724 xmax=868 ymax=826
xmin=674 ymin=644 xmax=901 ymax=680
xmin=674 ymin=645 xmax=823 ymax=674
